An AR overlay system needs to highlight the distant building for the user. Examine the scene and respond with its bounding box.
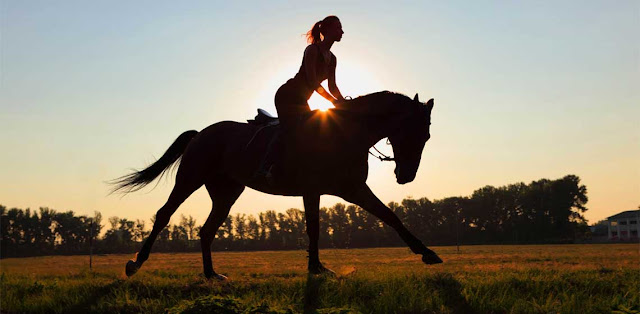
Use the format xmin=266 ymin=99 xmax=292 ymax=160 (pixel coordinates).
xmin=607 ymin=210 xmax=639 ymax=240
xmin=589 ymin=222 xmax=608 ymax=238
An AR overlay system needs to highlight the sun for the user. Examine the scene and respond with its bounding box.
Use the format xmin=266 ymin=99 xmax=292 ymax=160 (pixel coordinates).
xmin=307 ymin=61 xmax=382 ymax=112
xmin=307 ymin=93 xmax=334 ymax=111
xmin=253 ymin=59 xmax=383 ymax=115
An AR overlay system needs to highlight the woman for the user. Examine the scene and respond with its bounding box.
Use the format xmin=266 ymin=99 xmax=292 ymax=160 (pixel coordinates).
xmin=259 ymin=16 xmax=346 ymax=183
xmin=275 ymin=15 xmax=346 ymax=131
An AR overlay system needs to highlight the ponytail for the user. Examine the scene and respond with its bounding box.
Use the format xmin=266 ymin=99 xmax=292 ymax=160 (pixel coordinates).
xmin=306 ymin=21 xmax=322 ymax=44
xmin=305 ymin=15 xmax=339 ymax=44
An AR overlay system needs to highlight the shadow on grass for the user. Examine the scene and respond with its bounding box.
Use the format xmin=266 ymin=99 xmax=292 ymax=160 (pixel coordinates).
xmin=304 ymin=273 xmax=479 ymax=314
xmin=23 ymin=272 xmax=474 ymax=313
xmin=303 ymin=274 xmax=355 ymax=314
xmin=431 ymin=273 xmax=477 ymax=314
xmin=303 ymin=274 xmax=324 ymax=313
xmin=302 ymin=273 xmax=475 ymax=314
xmin=65 ymin=279 xmax=129 ymax=313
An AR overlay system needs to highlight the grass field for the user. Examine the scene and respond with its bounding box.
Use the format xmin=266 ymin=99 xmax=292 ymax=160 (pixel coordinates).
xmin=1 ymin=244 xmax=638 ymax=313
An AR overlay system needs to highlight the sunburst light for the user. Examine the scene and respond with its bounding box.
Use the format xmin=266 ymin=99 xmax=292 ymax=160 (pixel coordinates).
xmin=307 ymin=61 xmax=382 ymax=112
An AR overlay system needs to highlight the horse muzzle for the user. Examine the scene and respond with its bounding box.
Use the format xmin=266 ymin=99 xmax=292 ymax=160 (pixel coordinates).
xmin=395 ymin=168 xmax=416 ymax=185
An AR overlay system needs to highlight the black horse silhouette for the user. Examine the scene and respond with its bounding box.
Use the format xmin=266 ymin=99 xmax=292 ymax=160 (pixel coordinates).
xmin=113 ymin=91 xmax=442 ymax=280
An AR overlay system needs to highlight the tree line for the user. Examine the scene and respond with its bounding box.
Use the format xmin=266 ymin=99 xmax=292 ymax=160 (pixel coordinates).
xmin=1 ymin=175 xmax=589 ymax=258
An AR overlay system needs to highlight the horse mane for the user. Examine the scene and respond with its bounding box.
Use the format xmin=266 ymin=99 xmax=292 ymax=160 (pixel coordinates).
xmin=333 ymin=91 xmax=416 ymax=116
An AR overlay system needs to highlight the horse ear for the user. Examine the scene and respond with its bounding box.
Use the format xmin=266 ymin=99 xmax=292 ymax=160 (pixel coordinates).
xmin=425 ymin=98 xmax=434 ymax=110
xmin=413 ymin=93 xmax=419 ymax=102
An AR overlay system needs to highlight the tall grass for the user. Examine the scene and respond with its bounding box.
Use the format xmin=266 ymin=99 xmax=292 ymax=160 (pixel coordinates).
xmin=1 ymin=244 xmax=638 ymax=313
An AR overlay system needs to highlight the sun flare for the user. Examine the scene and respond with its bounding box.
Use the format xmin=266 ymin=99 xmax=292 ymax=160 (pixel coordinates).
xmin=253 ymin=59 xmax=383 ymax=116
xmin=307 ymin=62 xmax=382 ymax=112
xmin=307 ymin=94 xmax=334 ymax=112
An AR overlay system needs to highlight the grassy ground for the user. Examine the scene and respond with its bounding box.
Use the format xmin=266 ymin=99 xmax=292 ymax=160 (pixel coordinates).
xmin=1 ymin=244 xmax=638 ymax=313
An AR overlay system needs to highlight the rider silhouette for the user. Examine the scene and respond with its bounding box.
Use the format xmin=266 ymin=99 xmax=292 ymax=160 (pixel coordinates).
xmin=276 ymin=15 xmax=345 ymax=121
xmin=260 ymin=16 xmax=346 ymax=182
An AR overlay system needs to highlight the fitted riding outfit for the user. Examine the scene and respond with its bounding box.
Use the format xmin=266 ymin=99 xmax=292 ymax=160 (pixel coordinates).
xmin=256 ymin=44 xmax=336 ymax=182
xmin=275 ymin=43 xmax=336 ymax=130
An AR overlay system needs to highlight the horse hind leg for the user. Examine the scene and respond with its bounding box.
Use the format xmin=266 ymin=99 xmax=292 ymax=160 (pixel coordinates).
xmin=125 ymin=162 xmax=205 ymax=277
xmin=199 ymin=178 xmax=245 ymax=280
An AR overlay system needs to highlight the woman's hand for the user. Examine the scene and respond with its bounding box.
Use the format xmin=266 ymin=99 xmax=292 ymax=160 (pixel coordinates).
xmin=332 ymin=97 xmax=348 ymax=107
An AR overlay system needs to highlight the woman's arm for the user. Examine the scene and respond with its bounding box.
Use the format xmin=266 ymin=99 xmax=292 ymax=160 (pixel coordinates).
xmin=327 ymin=55 xmax=344 ymax=103
xmin=304 ymin=45 xmax=339 ymax=103
xmin=316 ymin=85 xmax=337 ymax=103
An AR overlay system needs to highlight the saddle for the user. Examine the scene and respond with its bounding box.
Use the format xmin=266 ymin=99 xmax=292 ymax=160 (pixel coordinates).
xmin=246 ymin=108 xmax=344 ymax=184
xmin=247 ymin=109 xmax=279 ymax=126
xmin=245 ymin=110 xmax=282 ymax=183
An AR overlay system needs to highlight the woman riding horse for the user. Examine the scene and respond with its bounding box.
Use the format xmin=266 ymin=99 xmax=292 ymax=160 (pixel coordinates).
xmin=260 ymin=16 xmax=346 ymax=181
xmin=276 ymin=15 xmax=345 ymax=129
xmin=118 ymin=16 xmax=442 ymax=280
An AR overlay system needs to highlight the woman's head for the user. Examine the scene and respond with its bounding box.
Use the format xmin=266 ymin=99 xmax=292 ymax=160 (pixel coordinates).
xmin=306 ymin=16 xmax=343 ymax=44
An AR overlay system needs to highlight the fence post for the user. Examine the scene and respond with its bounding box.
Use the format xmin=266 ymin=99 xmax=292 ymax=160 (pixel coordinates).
xmin=90 ymin=220 xmax=93 ymax=271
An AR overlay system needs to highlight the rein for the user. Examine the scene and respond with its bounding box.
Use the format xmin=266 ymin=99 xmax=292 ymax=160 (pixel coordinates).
xmin=368 ymin=140 xmax=394 ymax=162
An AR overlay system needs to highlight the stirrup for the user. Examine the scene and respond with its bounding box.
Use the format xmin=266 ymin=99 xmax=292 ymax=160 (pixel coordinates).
xmin=265 ymin=165 xmax=276 ymax=186
xmin=253 ymin=165 xmax=276 ymax=186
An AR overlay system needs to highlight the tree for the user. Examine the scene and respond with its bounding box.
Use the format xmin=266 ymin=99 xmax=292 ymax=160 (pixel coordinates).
xmin=246 ymin=215 xmax=260 ymax=249
xmin=170 ymin=224 xmax=188 ymax=242
xmin=102 ymin=216 xmax=136 ymax=252
xmin=258 ymin=212 xmax=267 ymax=243
xmin=53 ymin=211 xmax=91 ymax=252
xmin=262 ymin=210 xmax=280 ymax=249
xmin=327 ymin=203 xmax=349 ymax=248
xmin=0 ymin=174 xmax=592 ymax=257
xmin=90 ymin=211 xmax=103 ymax=241
xmin=118 ymin=218 xmax=135 ymax=244
xmin=234 ymin=213 xmax=247 ymax=244
xmin=180 ymin=215 xmax=197 ymax=241
xmin=285 ymin=208 xmax=305 ymax=249
xmin=215 ymin=215 xmax=234 ymax=250
xmin=134 ymin=219 xmax=148 ymax=242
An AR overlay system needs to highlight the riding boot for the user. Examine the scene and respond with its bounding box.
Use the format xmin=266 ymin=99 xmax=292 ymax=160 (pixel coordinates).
xmin=265 ymin=165 xmax=276 ymax=186
xmin=253 ymin=129 xmax=281 ymax=183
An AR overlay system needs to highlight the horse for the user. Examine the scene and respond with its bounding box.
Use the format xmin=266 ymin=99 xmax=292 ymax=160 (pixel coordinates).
xmin=112 ymin=91 xmax=442 ymax=280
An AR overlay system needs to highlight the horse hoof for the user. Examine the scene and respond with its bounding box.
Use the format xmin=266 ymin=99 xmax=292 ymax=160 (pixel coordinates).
xmin=205 ymin=273 xmax=228 ymax=281
xmin=422 ymin=252 xmax=443 ymax=265
xmin=309 ymin=263 xmax=336 ymax=276
xmin=125 ymin=260 xmax=139 ymax=277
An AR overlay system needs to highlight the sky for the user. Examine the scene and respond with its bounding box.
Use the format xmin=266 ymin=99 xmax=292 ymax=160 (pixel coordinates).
xmin=1 ymin=0 xmax=638 ymax=228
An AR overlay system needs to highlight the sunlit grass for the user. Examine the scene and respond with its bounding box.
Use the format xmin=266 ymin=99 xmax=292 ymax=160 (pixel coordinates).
xmin=1 ymin=244 xmax=638 ymax=313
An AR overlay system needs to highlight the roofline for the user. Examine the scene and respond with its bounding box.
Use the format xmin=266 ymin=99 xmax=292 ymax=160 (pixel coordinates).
xmin=607 ymin=210 xmax=640 ymax=220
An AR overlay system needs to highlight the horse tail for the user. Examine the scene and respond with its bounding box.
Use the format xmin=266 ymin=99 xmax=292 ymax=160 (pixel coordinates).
xmin=110 ymin=130 xmax=199 ymax=193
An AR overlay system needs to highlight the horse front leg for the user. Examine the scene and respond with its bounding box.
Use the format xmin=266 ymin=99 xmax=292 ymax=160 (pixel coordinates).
xmin=339 ymin=184 xmax=443 ymax=265
xmin=303 ymin=195 xmax=335 ymax=275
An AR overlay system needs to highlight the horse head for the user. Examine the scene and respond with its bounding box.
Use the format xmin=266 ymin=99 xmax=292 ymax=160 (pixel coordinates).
xmin=388 ymin=93 xmax=434 ymax=184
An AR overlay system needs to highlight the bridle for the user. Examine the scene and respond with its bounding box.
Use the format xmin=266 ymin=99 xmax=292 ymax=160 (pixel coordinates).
xmin=352 ymin=94 xmax=431 ymax=164
xmin=367 ymin=112 xmax=430 ymax=163
xmin=368 ymin=138 xmax=394 ymax=162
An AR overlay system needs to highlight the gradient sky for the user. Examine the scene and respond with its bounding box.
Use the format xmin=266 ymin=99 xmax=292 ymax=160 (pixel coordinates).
xmin=1 ymin=1 xmax=638 ymax=228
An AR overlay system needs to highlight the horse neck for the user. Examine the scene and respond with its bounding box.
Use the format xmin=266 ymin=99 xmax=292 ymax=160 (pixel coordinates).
xmin=349 ymin=93 xmax=415 ymax=148
xmin=363 ymin=112 xmax=410 ymax=148
xmin=338 ymin=92 xmax=410 ymax=116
